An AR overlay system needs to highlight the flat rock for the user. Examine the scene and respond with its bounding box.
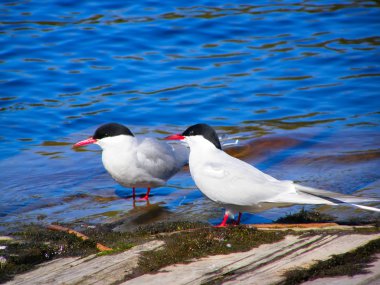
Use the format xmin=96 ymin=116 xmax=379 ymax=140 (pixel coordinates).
xmin=302 ymin=253 xmax=380 ymax=285
xmin=122 ymin=233 xmax=380 ymax=285
xmin=5 ymin=240 xmax=164 ymax=285
xmin=4 ymin=229 xmax=380 ymax=285
xmin=0 ymin=236 xmax=14 ymax=241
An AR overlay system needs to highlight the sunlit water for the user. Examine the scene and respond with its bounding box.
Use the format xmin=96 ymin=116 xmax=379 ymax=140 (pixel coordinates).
xmin=1 ymin=0 xmax=379 ymax=233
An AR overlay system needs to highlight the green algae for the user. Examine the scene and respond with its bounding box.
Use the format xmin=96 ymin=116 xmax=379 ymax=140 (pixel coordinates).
xmin=130 ymin=225 xmax=286 ymax=278
xmin=275 ymin=208 xmax=335 ymax=224
xmin=0 ymin=222 xmax=154 ymax=282
xmin=92 ymin=221 xmax=209 ymax=256
xmin=340 ymin=216 xmax=380 ymax=227
xmin=0 ymin=225 xmax=98 ymax=283
xmin=279 ymin=237 xmax=380 ymax=285
xmin=133 ymin=220 xmax=208 ymax=235
xmin=96 ymin=243 xmax=134 ymax=256
xmin=0 ymin=220 xmax=207 ymax=276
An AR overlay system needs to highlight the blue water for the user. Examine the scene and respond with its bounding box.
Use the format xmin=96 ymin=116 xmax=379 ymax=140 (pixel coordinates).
xmin=1 ymin=1 xmax=379 ymax=232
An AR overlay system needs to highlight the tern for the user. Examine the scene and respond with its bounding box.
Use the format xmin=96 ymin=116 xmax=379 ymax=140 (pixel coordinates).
xmin=74 ymin=123 xmax=188 ymax=200
xmin=167 ymin=123 xmax=380 ymax=227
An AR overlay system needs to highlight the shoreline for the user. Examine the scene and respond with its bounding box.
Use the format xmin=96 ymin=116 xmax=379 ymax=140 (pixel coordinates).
xmin=1 ymin=221 xmax=379 ymax=285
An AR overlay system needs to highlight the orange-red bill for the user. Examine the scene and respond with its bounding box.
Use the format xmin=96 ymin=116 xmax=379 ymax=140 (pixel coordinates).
xmin=165 ymin=134 xmax=185 ymax=140
xmin=73 ymin=137 xmax=97 ymax=147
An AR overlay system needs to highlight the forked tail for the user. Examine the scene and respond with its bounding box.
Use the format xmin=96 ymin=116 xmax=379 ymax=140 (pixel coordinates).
xmin=295 ymin=184 xmax=380 ymax=212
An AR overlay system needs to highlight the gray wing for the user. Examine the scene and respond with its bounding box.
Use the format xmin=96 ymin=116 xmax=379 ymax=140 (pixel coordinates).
xmin=136 ymin=138 xmax=184 ymax=181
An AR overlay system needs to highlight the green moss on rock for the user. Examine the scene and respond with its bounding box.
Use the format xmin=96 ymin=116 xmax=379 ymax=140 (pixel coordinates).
xmin=275 ymin=208 xmax=335 ymax=224
xmin=132 ymin=226 xmax=286 ymax=277
xmin=279 ymin=237 xmax=380 ymax=285
xmin=0 ymin=225 xmax=98 ymax=283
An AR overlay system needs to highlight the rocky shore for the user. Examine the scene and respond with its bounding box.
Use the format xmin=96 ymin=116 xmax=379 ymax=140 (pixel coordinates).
xmin=1 ymin=222 xmax=379 ymax=285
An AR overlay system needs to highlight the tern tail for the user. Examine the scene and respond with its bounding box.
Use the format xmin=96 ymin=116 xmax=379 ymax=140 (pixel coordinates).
xmin=294 ymin=184 xmax=380 ymax=212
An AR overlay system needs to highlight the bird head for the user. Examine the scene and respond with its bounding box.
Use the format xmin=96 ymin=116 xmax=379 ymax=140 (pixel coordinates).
xmin=166 ymin=123 xmax=221 ymax=150
xmin=73 ymin=123 xmax=134 ymax=149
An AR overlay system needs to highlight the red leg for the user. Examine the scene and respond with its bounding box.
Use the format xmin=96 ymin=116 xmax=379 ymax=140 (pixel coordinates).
xmin=138 ymin=187 xmax=151 ymax=201
xmin=214 ymin=212 xmax=229 ymax=227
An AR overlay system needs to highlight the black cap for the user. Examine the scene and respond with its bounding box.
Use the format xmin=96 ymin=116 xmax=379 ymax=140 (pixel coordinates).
xmin=93 ymin=123 xmax=134 ymax=140
xmin=182 ymin=123 xmax=221 ymax=150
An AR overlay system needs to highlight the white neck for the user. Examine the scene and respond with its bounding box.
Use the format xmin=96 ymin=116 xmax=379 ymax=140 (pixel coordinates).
xmin=97 ymin=135 xmax=136 ymax=170
xmin=95 ymin=135 xmax=138 ymax=186
xmin=185 ymin=136 xmax=219 ymax=167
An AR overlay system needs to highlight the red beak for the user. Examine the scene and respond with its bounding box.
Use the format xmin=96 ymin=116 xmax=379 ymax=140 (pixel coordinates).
xmin=73 ymin=137 xmax=97 ymax=147
xmin=165 ymin=134 xmax=185 ymax=140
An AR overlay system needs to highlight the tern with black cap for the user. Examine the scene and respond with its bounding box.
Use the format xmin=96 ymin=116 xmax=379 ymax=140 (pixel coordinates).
xmin=74 ymin=123 xmax=188 ymax=200
xmin=167 ymin=123 xmax=380 ymax=227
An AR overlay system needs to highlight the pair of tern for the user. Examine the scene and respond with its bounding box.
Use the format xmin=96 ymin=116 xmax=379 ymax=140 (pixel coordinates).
xmin=74 ymin=123 xmax=379 ymax=227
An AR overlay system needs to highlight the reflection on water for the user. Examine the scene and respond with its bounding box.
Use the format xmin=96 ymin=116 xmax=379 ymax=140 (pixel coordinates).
xmin=0 ymin=0 xmax=379 ymax=232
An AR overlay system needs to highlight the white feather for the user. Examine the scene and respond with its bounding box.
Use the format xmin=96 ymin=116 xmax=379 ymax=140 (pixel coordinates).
xmin=185 ymin=135 xmax=380 ymax=213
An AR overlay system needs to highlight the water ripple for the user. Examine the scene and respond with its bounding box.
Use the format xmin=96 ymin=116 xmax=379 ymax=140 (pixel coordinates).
xmin=0 ymin=0 xmax=379 ymax=230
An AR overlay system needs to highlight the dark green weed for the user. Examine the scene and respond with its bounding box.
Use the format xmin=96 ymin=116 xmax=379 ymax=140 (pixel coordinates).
xmin=0 ymin=225 xmax=98 ymax=283
xmin=279 ymin=237 xmax=380 ymax=285
xmin=132 ymin=226 xmax=286 ymax=277
xmin=275 ymin=208 xmax=335 ymax=224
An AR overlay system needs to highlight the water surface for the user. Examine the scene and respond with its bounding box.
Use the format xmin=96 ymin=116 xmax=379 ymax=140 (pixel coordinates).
xmin=1 ymin=0 xmax=379 ymax=232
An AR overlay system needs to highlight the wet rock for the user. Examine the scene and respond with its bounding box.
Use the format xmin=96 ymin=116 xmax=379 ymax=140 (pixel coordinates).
xmin=0 ymin=237 xmax=13 ymax=242
xmin=122 ymin=233 xmax=380 ymax=285
xmin=301 ymin=254 xmax=380 ymax=285
xmin=4 ymin=240 xmax=164 ymax=285
xmin=3 ymin=223 xmax=380 ymax=285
